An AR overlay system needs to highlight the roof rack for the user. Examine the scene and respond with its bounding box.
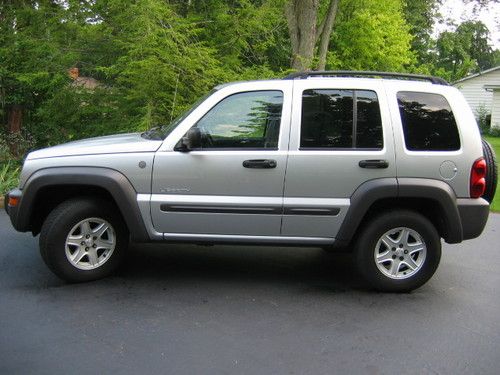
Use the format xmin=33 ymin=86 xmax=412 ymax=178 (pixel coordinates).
xmin=283 ymin=70 xmax=449 ymax=85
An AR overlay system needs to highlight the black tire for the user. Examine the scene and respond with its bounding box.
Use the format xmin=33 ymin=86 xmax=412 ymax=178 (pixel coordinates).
xmin=354 ymin=210 xmax=441 ymax=292
xmin=482 ymin=139 xmax=497 ymax=203
xmin=39 ymin=198 xmax=129 ymax=282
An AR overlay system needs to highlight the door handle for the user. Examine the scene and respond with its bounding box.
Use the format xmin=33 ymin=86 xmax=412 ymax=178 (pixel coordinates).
xmin=243 ymin=159 xmax=277 ymax=169
xmin=359 ymin=159 xmax=389 ymax=169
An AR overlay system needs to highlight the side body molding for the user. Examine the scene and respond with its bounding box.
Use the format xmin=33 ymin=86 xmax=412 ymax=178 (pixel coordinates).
xmin=336 ymin=178 xmax=463 ymax=245
xmin=12 ymin=167 xmax=150 ymax=242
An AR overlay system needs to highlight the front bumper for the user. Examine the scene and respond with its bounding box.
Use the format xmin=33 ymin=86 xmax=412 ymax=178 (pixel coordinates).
xmin=3 ymin=193 xmax=8 ymax=215
xmin=4 ymin=189 xmax=23 ymax=231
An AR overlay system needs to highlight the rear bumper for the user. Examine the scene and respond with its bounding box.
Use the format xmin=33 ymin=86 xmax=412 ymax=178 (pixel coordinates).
xmin=457 ymin=198 xmax=490 ymax=240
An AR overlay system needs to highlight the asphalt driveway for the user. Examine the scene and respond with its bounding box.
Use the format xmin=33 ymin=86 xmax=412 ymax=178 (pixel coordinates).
xmin=1 ymin=211 xmax=499 ymax=374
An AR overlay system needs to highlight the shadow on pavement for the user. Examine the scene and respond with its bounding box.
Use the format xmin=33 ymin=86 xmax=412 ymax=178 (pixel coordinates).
xmin=117 ymin=243 xmax=366 ymax=292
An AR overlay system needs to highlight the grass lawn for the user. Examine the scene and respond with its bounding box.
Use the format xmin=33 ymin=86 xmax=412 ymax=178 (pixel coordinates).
xmin=483 ymin=136 xmax=499 ymax=212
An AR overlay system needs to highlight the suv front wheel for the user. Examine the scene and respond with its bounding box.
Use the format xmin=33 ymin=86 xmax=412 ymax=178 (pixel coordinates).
xmin=39 ymin=198 xmax=129 ymax=282
xmin=354 ymin=210 xmax=441 ymax=292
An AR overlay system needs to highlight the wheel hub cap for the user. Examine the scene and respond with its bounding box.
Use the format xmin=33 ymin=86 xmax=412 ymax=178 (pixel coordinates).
xmin=374 ymin=227 xmax=427 ymax=279
xmin=65 ymin=218 xmax=116 ymax=270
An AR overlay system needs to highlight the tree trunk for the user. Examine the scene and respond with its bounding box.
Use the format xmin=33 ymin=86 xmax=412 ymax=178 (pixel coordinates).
xmin=7 ymin=105 xmax=22 ymax=134
xmin=7 ymin=105 xmax=23 ymax=157
xmin=317 ymin=0 xmax=339 ymax=70
xmin=285 ymin=0 xmax=340 ymax=71
xmin=285 ymin=0 xmax=320 ymax=70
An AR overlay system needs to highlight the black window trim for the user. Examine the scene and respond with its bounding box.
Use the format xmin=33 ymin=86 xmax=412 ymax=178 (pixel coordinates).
xmin=180 ymin=89 xmax=285 ymax=152
xmin=352 ymin=90 xmax=358 ymax=148
xmin=182 ymin=147 xmax=279 ymax=152
xmin=298 ymin=88 xmax=384 ymax=152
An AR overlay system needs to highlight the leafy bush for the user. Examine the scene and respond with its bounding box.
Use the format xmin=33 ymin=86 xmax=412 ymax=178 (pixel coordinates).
xmin=488 ymin=127 xmax=500 ymax=137
xmin=476 ymin=105 xmax=491 ymax=134
xmin=0 ymin=133 xmax=30 ymax=195
xmin=0 ymin=131 xmax=36 ymax=159
xmin=0 ymin=161 xmax=20 ymax=195
xmin=33 ymin=86 xmax=138 ymax=146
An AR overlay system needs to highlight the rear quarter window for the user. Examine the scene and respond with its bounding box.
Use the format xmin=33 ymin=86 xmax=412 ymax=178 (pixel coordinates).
xmin=397 ymin=91 xmax=460 ymax=151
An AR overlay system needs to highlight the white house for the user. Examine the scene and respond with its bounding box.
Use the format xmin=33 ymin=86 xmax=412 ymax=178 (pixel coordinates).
xmin=453 ymin=66 xmax=500 ymax=129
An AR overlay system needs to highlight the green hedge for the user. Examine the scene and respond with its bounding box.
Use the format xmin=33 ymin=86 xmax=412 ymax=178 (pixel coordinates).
xmin=483 ymin=136 xmax=499 ymax=212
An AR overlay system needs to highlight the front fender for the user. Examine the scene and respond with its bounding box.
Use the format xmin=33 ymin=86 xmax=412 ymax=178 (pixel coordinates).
xmin=10 ymin=167 xmax=150 ymax=242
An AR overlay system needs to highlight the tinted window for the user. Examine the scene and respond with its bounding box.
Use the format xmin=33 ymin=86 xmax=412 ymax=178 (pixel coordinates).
xmin=192 ymin=91 xmax=283 ymax=149
xmin=300 ymin=89 xmax=383 ymax=149
xmin=397 ymin=92 xmax=460 ymax=151
xmin=356 ymin=91 xmax=384 ymax=149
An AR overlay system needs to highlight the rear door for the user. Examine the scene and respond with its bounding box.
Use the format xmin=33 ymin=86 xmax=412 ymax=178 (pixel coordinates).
xmin=282 ymin=79 xmax=397 ymax=238
xmin=150 ymin=81 xmax=292 ymax=236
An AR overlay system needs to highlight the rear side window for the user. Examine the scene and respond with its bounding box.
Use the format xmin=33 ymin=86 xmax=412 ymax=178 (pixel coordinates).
xmin=300 ymin=89 xmax=383 ymax=149
xmin=397 ymin=91 xmax=460 ymax=151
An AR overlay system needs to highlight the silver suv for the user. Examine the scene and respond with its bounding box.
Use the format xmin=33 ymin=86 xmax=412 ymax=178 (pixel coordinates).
xmin=5 ymin=71 xmax=497 ymax=292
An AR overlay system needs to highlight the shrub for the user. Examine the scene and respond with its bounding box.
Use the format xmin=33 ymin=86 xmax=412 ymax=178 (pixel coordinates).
xmin=1 ymin=131 xmax=36 ymax=159
xmin=0 ymin=161 xmax=20 ymax=195
xmin=476 ymin=105 xmax=491 ymax=134
xmin=0 ymin=132 xmax=33 ymax=195
xmin=488 ymin=127 xmax=500 ymax=137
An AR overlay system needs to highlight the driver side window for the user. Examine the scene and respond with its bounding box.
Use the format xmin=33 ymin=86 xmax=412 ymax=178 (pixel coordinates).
xmin=191 ymin=90 xmax=283 ymax=149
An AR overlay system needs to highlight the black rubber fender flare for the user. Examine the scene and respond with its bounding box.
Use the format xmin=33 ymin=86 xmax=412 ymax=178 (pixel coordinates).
xmin=336 ymin=178 xmax=463 ymax=245
xmin=11 ymin=167 xmax=150 ymax=242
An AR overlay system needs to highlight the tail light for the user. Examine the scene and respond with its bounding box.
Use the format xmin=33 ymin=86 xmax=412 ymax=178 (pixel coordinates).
xmin=470 ymin=158 xmax=486 ymax=198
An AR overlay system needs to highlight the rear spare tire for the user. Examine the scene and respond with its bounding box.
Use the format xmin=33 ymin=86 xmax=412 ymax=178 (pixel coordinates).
xmin=482 ymin=139 xmax=497 ymax=203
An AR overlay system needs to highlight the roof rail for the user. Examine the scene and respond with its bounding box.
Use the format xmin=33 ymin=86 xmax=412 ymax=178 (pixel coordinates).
xmin=283 ymin=70 xmax=449 ymax=85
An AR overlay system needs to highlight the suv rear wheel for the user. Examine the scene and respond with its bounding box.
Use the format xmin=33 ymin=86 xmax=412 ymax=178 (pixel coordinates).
xmin=39 ymin=198 xmax=128 ymax=282
xmin=354 ymin=210 xmax=441 ymax=292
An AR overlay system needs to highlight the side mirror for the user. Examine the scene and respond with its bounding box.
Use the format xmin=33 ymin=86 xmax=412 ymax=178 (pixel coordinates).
xmin=174 ymin=127 xmax=202 ymax=152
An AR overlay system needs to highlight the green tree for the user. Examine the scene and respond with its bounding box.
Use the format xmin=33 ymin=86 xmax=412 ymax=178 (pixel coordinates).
xmin=176 ymin=0 xmax=289 ymax=75
xmin=433 ymin=20 xmax=497 ymax=81
xmin=284 ymin=0 xmax=414 ymax=71
xmin=402 ymin=0 xmax=439 ymax=65
xmin=1 ymin=0 xmax=229 ymax=148
xmin=327 ymin=0 xmax=414 ymax=71
xmin=97 ymin=0 xmax=225 ymax=129
xmin=0 ymin=1 xmax=76 ymax=143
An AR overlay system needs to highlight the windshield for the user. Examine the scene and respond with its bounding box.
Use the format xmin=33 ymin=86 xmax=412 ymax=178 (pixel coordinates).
xmin=141 ymin=89 xmax=218 ymax=140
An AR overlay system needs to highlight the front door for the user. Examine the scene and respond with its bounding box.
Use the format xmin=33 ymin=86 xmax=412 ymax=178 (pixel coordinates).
xmin=151 ymin=81 xmax=292 ymax=236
